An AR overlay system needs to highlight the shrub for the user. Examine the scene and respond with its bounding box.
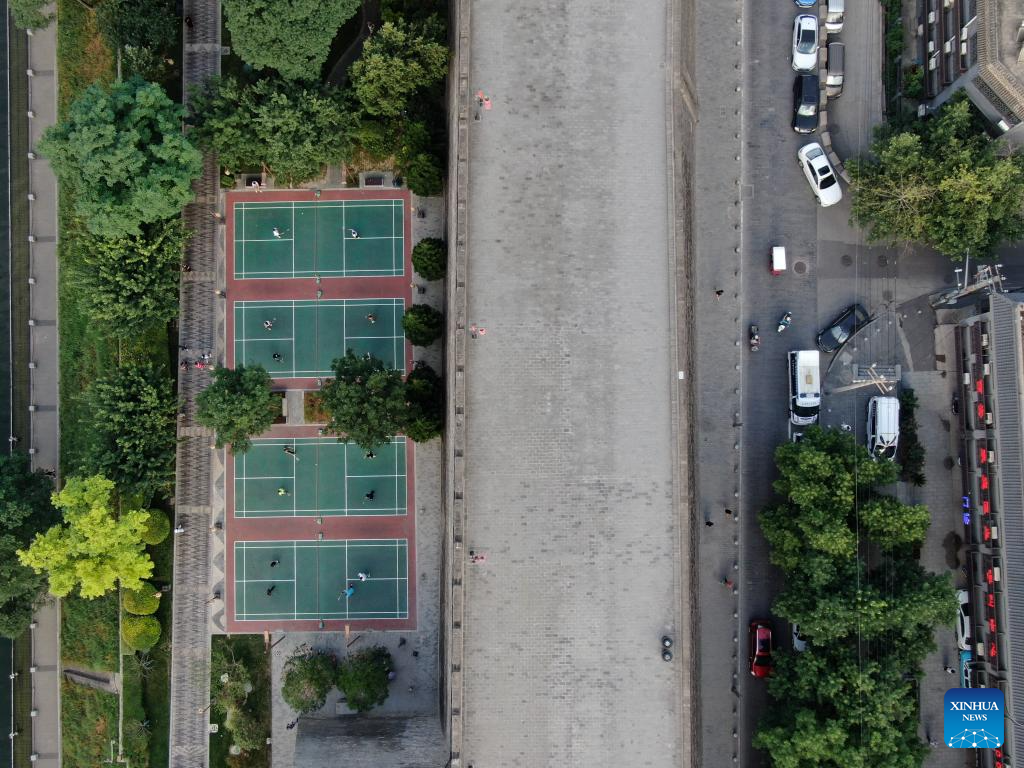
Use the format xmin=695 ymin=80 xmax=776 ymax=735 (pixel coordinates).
xmin=121 ymin=615 xmax=161 ymax=652
xmin=280 ymin=650 xmax=336 ymax=714
xmin=401 ymin=304 xmax=444 ymax=346
xmin=411 ymin=238 xmax=447 ymax=281
xmin=122 ymin=584 xmax=161 ymax=616
xmin=400 ymin=152 xmax=443 ymax=196
xmin=140 ymin=509 xmax=170 ymax=546
xmin=898 ymin=388 xmax=926 ymax=485
xmin=224 ymin=706 xmax=265 ymax=751
xmin=336 ymin=646 xmax=392 ymax=713
xmin=403 ymin=364 xmax=444 ymax=443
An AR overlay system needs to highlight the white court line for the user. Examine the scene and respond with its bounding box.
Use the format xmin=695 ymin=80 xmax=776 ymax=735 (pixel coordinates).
xmin=293 ymin=541 xmax=298 ymax=619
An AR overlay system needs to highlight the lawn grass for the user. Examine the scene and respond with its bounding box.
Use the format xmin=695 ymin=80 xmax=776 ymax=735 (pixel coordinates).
xmin=209 ymin=636 xmax=272 ymax=768
xmin=121 ymin=656 xmax=151 ymax=768
xmin=62 ymin=593 xmax=119 ymax=671
xmin=141 ymin=529 xmax=175 ymax=768
xmin=56 ymin=0 xmax=114 ymax=114
xmin=60 ymin=681 xmax=119 ymax=768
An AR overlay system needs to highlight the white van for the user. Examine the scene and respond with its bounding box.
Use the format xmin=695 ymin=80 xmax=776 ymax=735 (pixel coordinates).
xmin=867 ymin=396 xmax=899 ymax=459
xmin=825 ymin=0 xmax=845 ymax=33
xmin=788 ymin=351 xmax=821 ymax=425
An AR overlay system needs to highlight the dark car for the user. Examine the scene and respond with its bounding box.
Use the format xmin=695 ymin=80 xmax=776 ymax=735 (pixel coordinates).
xmin=749 ymin=620 xmax=773 ymax=678
xmin=816 ymin=304 xmax=869 ymax=352
xmin=792 ymin=74 xmax=819 ymax=133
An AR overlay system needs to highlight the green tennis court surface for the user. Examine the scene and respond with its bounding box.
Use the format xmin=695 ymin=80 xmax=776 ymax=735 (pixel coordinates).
xmin=235 ymin=437 xmax=407 ymax=518
xmin=234 ymin=199 xmax=405 ymax=279
xmin=233 ymin=298 xmax=405 ymax=377
xmin=234 ymin=539 xmax=409 ymax=621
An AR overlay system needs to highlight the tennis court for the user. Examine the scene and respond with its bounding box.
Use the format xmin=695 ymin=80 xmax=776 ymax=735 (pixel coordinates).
xmin=233 ymin=538 xmax=409 ymax=621
xmin=232 ymin=298 xmax=406 ymax=377
xmin=233 ymin=198 xmax=405 ymax=279
xmin=234 ymin=437 xmax=408 ymax=518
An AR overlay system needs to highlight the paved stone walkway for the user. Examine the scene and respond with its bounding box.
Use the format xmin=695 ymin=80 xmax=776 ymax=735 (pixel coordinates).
xmin=168 ymin=2 xmax=222 ymax=766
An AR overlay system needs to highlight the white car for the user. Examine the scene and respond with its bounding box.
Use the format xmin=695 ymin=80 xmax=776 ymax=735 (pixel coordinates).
xmin=792 ymin=14 xmax=819 ymax=72
xmin=797 ymin=143 xmax=843 ymax=207
xmin=956 ymin=589 xmax=971 ymax=651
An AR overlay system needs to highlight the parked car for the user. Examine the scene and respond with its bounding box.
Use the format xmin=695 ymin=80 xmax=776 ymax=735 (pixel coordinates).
xmin=816 ymin=303 xmax=869 ymax=352
xmin=825 ymin=42 xmax=845 ymax=98
xmin=749 ymin=620 xmax=774 ymax=677
xmin=957 ymin=589 xmax=971 ymax=650
xmin=792 ymin=623 xmax=808 ymax=652
xmin=791 ymin=14 xmax=819 ymax=72
xmin=794 ymin=0 xmax=816 ymax=6
xmin=792 ymin=74 xmax=819 ymax=133
xmin=797 ymin=143 xmax=842 ymax=207
xmin=824 ymin=0 xmax=845 ymax=33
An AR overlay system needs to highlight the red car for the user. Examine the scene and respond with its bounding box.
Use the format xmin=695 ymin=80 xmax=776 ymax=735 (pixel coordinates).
xmin=749 ymin=621 xmax=773 ymax=678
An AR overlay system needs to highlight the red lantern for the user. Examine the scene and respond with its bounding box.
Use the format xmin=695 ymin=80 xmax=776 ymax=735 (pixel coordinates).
xmin=987 ymin=568 xmax=995 ymax=584
xmin=984 ymin=525 xmax=992 ymax=541
xmin=983 ymin=500 xmax=991 ymax=515
xmin=989 ymin=642 xmax=998 ymax=657
xmin=989 ymin=594 xmax=996 ymax=608
xmin=989 ymin=617 xmax=997 ymax=633
xmin=978 ymin=403 xmax=986 ymax=419
xmin=977 ymin=379 xmax=985 ymax=394
xmin=981 ymin=474 xmax=989 ymax=490
xmin=981 ymin=447 xmax=988 ymax=463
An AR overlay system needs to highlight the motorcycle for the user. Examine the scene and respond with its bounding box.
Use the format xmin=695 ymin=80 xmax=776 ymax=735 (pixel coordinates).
xmin=777 ymin=312 xmax=792 ymax=333
xmin=749 ymin=324 xmax=760 ymax=352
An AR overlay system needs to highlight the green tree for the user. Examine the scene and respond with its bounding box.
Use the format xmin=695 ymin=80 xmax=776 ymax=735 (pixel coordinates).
xmin=336 ymin=647 xmax=392 ymax=712
xmin=140 ymin=509 xmax=170 ymax=546
xmin=121 ymin=614 xmax=162 ymax=651
xmin=350 ymin=21 xmax=449 ymax=118
xmin=222 ymin=0 xmax=361 ymax=80
xmin=280 ymin=649 xmax=336 ymax=714
xmin=849 ymin=96 xmax=1024 ymax=259
xmin=196 ymin=366 xmax=279 ymax=454
xmin=411 ymin=237 xmax=447 ymax=281
xmin=10 ymin=0 xmax=52 ymax=29
xmin=224 ymin=707 xmax=265 ymax=751
xmin=0 ymin=534 xmax=47 ymax=637
xmin=86 ymin=362 xmax=178 ymax=500
xmin=123 ymin=583 xmax=161 ymax=615
xmin=97 ymin=0 xmax=178 ymax=52
xmin=320 ymin=352 xmax=407 ymax=450
xmin=396 ymin=120 xmax=444 ymax=196
xmin=401 ymin=304 xmax=443 ymax=346
xmin=212 ymin=644 xmax=254 ymax=714
xmin=38 ymin=77 xmax=202 ymax=238
xmin=188 ymin=77 xmax=359 ymax=186
xmin=403 ymin=363 xmax=444 ymax=443
xmin=18 ymin=475 xmax=154 ymax=598
xmin=79 ymin=219 xmax=189 ymax=336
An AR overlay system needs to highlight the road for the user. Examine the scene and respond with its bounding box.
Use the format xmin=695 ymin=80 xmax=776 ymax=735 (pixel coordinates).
xmin=457 ymin=0 xmax=686 ymax=765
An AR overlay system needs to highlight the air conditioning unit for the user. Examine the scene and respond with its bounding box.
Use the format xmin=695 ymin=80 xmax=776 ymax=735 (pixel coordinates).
xmin=930 ymin=56 xmax=939 ymax=70
xmin=964 ymin=372 xmax=971 ymax=385
xmin=961 ymin=42 xmax=968 ymax=55
xmin=989 ymin=451 xmax=996 ymax=463
xmin=944 ymin=39 xmax=953 ymax=53
xmin=994 ymin=566 xmax=1002 ymax=581
xmin=984 ymin=363 xmax=990 ymax=375
xmin=918 ymin=24 xmax=925 ymax=35
xmin=944 ymin=0 xmax=953 ymax=7
xmin=982 ymin=333 xmax=989 ymax=347
xmin=991 ymin=526 xmax=999 ymax=541
xmin=929 ymin=10 xmax=936 ymax=22
xmin=961 ymin=27 xmax=969 ymax=40
xmin=986 ymin=413 xmax=993 ymax=425
xmin=929 ymin=40 xmax=936 ymax=53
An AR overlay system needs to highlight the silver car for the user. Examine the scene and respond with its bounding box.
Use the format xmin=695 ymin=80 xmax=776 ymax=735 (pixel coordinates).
xmin=792 ymin=14 xmax=819 ymax=72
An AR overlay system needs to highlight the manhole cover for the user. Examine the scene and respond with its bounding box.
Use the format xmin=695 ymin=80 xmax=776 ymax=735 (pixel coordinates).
xmin=794 ymin=261 xmax=807 ymax=274
xmin=878 ymin=254 xmax=889 ymax=267
xmin=841 ymin=254 xmax=853 ymax=267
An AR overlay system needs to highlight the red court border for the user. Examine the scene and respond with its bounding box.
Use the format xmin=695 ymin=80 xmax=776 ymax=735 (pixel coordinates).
xmin=223 ymin=188 xmax=417 ymax=633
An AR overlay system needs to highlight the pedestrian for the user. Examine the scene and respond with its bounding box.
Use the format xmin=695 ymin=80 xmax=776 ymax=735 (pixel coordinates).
xmin=348 ymin=228 xmax=359 ymax=239
xmin=266 ymin=585 xmax=276 ymax=596
xmin=471 ymin=553 xmax=487 ymax=564
xmin=264 ymin=319 xmax=274 ymax=331
xmin=173 ymin=524 xmax=185 ymax=534
xmin=180 ymin=361 xmax=189 ymax=371
xmin=944 ymin=665 xmax=956 ymax=674
xmin=357 ymin=571 xmax=368 ymax=582
xmin=214 ymin=289 xmax=226 ymax=298
xmin=283 ymin=446 xmax=296 ymax=456
xmin=272 ymin=353 xmax=283 ymax=362
xmin=278 ymin=487 xmax=289 ymax=497
xmin=722 ymin=577 xmax=734 ymax=588
xmin=181 ymin=262 xmax=192 ymax=272
xmin=715 ymin=289 xmax=724 ymax=300
xmin=286 ymin=720 xmax=298 ymax=730
xmin=364 ymin=490 xmax=375 ymax=501
xmin=705 ymin=520 xmax=714 ymax=527
xmin=270 ymin=559 xmax=280 ymax=567
xmin=365 ymin=451 xmax=376 ymax=459
xmin=366 ymin=313 xmax=377 ymax=324
xmin=184 ymin=15 xmax=193 ymax=28
xmin=725 ymin=508 xmax=734 ymax=516
xmin=6 ymin=436 xmax=16 ymax=445
xmin=201 ymin=352 xmax=212 ymax=362
xmin=272 ymin=227 xmax=282 ymax=239
xmin=343 ymin=584 xmax=355 ymax=598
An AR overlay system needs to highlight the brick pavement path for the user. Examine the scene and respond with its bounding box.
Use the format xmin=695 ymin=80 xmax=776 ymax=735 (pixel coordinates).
xmin=168 ymin=3 xmax=222 ymax=766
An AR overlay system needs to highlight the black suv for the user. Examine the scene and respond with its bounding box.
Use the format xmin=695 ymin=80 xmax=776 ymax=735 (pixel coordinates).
xmin=792 ymin=74 xmax=819 ymax=134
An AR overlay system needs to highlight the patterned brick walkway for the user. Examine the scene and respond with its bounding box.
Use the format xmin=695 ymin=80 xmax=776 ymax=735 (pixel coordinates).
xmin=168 ymin=2 xmax=221 ymax=766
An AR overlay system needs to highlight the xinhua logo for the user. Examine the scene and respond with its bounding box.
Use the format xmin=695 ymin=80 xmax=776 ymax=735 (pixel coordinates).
xmin=944 ymin=689 xmax=1004 ymax=748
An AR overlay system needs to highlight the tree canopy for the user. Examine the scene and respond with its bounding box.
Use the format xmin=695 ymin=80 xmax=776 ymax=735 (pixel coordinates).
xmin=86 ymin=361 xmax=178 ymax=500
xmin=196 ymin=365 xmax=279 ymax=454
xmin=188 ymin=77 xmax=358 ymax=186
xmin=411 ymin=237 xmax=447 ymax=281
xmin=401 ymin=304 xmax=443 ymax=346
xmin=754 ymin=427 xmax=955 ymax=766
xmin=350 ymin=21 xmax=449 ymax=118
xmin=222 ymin=0 xmax=361 ymax=80
xmin=849 ymin=96 xmax=1024 ymax=259
xmin=18 ymin=475 xmax=154 ymax=599
xmin=97 ymin=0 xmax=178 ymax=52
xmin=320 ymin=352 xmax=408 ymax=450
xmin=281 ymin=649 xmax=336 ymax=714
xmin=10 ymin=0 xmax=52 ymax=30
xmin=336 ymin=647 xmax=392 ymax=712
xmin=78 ymin=219 xmax=189 ymax=337
xmin=38 ymin=76 xmax=202 ymax=238
xmin=403 ymin=363 xmax=444 ymax=443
